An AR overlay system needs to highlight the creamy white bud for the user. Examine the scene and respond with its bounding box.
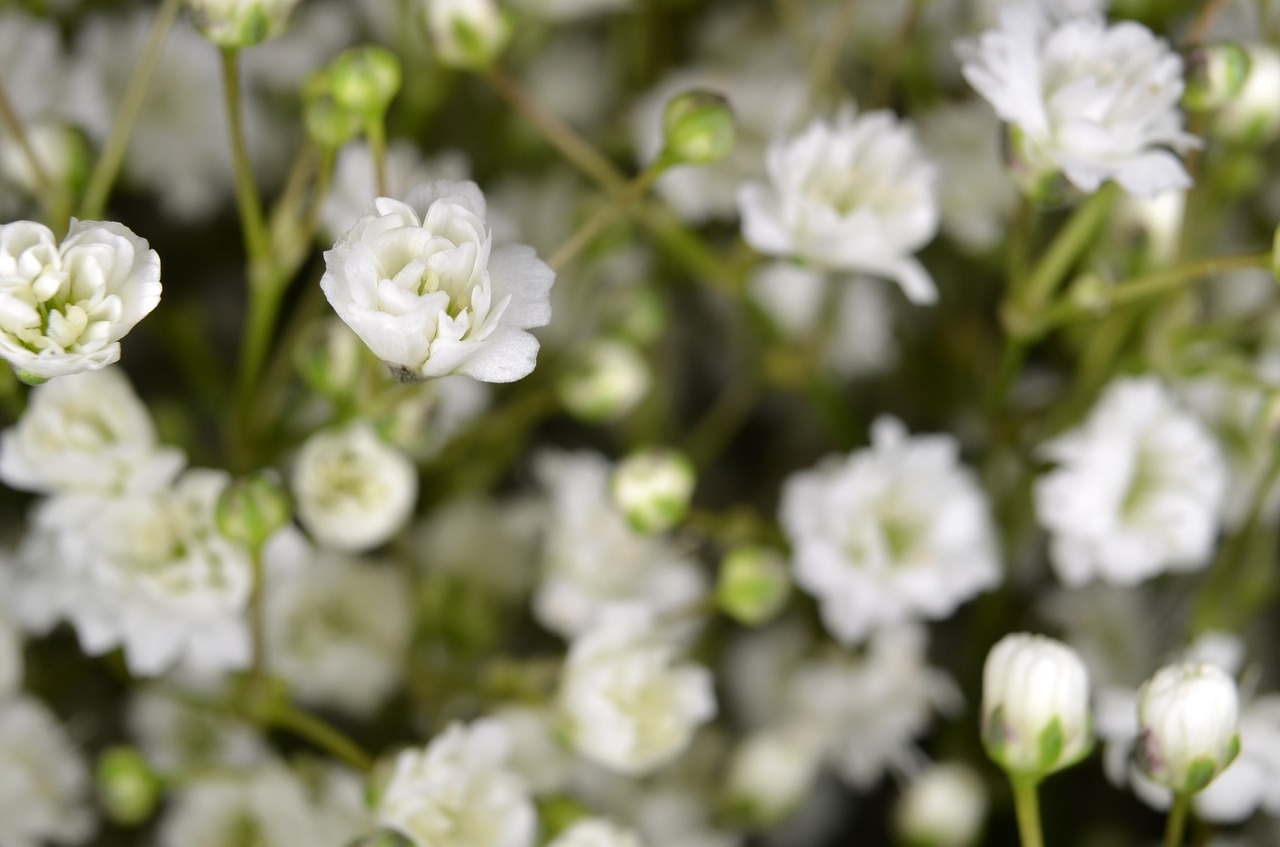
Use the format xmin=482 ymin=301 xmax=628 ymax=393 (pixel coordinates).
xmin=610 ymin=449 xmax=695 ymax=533
xmin=894 ymin=762 xmax=987 ymax=847
xmin=557 ymin=340 xmax=650 ymax=423
xmin=1136 ymin=662 xmax=1240 ymax=794
xmin=423 ymin=0 xmax=511 ymax=69
xmin=184 ymin=0 xmax=302 ymax=47
xmin=981 ymin=633 xmax=1092 ymax=778
xmin=723 ymin=728 xmax=822 ymax=828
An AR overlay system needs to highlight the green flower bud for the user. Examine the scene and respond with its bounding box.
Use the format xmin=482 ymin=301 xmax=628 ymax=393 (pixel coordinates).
xmin=304 ymin=70 xmax=364 ymax=150
xmin=330 ymin=46 xmax=403 ymax=119
xmin=1184 ymin=43 xmax=1251 ymax=112
xmin=661 ymin=90 xmax=736 ymax=166
xmin=96 ymin=746 xmax=159 ymax=827
xmin=215 ymin=470 xmax=291 ymax=550
xmin=610 ymin=448 xmax=696 ymax=534
xmin=716 ymin=545 xmax=790 ymax=626
xmin=295 ymin=319 xmax=370 ymax=398
xmin=556 ymin=339 xmax=651 ymax=424
xmin=185 ymin=0 xmax=301 ymax=48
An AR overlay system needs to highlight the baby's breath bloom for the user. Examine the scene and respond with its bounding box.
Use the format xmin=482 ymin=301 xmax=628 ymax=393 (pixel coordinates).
xmin=185 ymin=0 xmax=302 ymax=47
xmin=1137 ymin=662 xmax=1241 ymax=794
xmin=320 ymin=181 xmax=554 ymax=383
xmin=547 ymin=819 xmax=646 ymax=847
xmin=423 ymin=0 xmax=510 ymax=69
xmin=0 ymin=695 xmax=95 ymax=847
xmin=0 ymin=219 xmax=161 ymax=382
xmin=893 ymin=762 xmax=987 ymax=847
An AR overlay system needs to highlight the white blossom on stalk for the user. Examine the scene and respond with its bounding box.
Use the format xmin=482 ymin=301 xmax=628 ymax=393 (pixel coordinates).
xmin=423 ymin=0 xmax=511 ymax=69
xmin=1034 ymin=376 xmax=1226 ymax=586
xmin=185 ymin=0 xmax=302 ymax=46
xmin=0 ymin=219 xmax=161 ymax=382
xmin=559 ymin=607 xmax=717 ymax=776
xmin=0 ymin=367 xmax=184 ymax=497
xmin=779 ymin=416 xmax=1002 ymax=646
xmin=723 ymin=727 xmax=823 ymax=827
xmin=0 ymin=695 xmax=95 ymax=847
xmin=737 ymin=108 xmax=940 ymax=304
xmin=1136 ymin=662 xmax=1241 ymax=794
xmin=292 ymin=422 xmax=418 ymax=554
xmin=321 ymin=181 xmax=554 ymax=383
xmin=547 ymin=818 xmax=645 ymax=847
xmin=377 ymin=720 xmax=536 ymax=847
xmin=961 ymin=2 xmax=1196 ymax=198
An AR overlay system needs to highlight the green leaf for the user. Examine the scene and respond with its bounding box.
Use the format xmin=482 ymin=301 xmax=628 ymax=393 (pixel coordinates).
xmin=1038 ymin=718 xmax=1064 ymax=771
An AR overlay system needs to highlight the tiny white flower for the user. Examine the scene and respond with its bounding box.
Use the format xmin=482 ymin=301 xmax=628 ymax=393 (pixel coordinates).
xmin=962 ymin=2 xmax=1196 ymax=198
xmin=292 ymin=422 xmax=418 ymax=554
xmin=184 ymin=0 xmax=302 ymax=46
xmin=737 ymin=108 xmax=940 ymax=304
xmin=893 ymin=762 xmax=988 ymax=847
xmin=779 ymin=416 xmax=1002 ymax=646
xmin=320 ymin=180 xmax=554 ymax=383
xmin=0 ymin=695 xmax=95 ymax=847
xmin=981 ymin=633 xmax=1092 ymax=778
xmin=377 ymin=720 xmax=536 ymax=847
xmin=423 ymin=0 xmax=510 ymax=69
xmin=488 ymin=705 xmax=576 ymax=796
xmin=1137 ymin=662 xmax=1241 ymax=794
xmin=559 ymin=607 xmax=716 ymax=776
xmin=610 ymin=449 xmax=696 ymax=534
xmin=127 ymin=690 xmax=267 ymax=773
xmin=557 ymin=339 xmax=651 ymax=423
xmin=1216 ymin=45 xmax=1280 ymax=144
xmin=1034 ymin=376 xmax=1227 ymax=586
xmin=723 ymin=727 xmax=822 ymax=828
xmin=0 ymin=219 xmax=161 ymax=382
xmin=0 ymin=367 xmax=184 ymax=497
xmin=547 ymin=818 xmax=646 ymax=847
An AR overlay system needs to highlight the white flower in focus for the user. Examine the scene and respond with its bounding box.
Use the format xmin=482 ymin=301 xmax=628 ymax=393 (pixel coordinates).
xmin=0 ymin=696 xmax=95 ymax=847
xmin=0 ymin=367 xmax=184 ymax=496
xmin=292 ymin=422 xmax=418 ymax=553
xmin=1137 ymin=662 xmax=1240 ymax=794
xmin=1034 ymin=376 xmax=1226 ymax=586
xmin=557 ymin=339 xmax=651 ymax=423
xmin=424 ymin=0 xmax=510 ymax=69
xmin=559 ymin=607 xmax=716 ymax=776
xmin=320 ymin=142 xmax=470 ymax=241
xmin=321 ymin=181 xmax=554 ymax=383
xmin=981 ymin=633 xmax=1092 ymax=777
xmin=185 ymin=0 xmax=302 ymax=46
xmin=962 ymin=3 xmax=1196 ymax=198
xmin=377 ymin=720 xmax=536 ymax=847
xmin=534 ymin=450 xmax=706 ymax=638
xmin=737 ymin=109 xmax=940 ymax=304
xmin=894 ymin=762 xmax=988 ymax=847
xmin=0 ymin=124 xmax=89 ymax=204
xmin=0 ymin=219 xmax=161 ymax=381
xmin=779 ymin=416 xmax=1002 ymax=646
xmin=548 ymin=818 xmax=645 ymax=847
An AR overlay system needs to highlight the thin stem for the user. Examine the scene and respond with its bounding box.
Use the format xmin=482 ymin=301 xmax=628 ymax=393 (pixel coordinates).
xmin=806 ymin=0 xmax=859 ymax=110
xmin=547 ymin=161 xmax=666 ymax=271
xmin=1017 ymin=183 xmax=1119 ymax=313
xmin=1011 ymin=777 xmax=1045 ymax=847
xmin=366 ymin=118 xmax=388 ymax=197
xmin=248 ymin=547 xmax=267 ymax=689
xmin=265 ymin=702 xmax=374 ymax=772
xmin=1165 ymin=793 xmax=1191 ymax=847
xmin=0 ymin=83 xmax=49 ymax=192
xmin=80 ymin=0 xmax=182 ymax=220
xmin=866 ymin=0 xmax=927 ymax=108
xmin=219 ymin=47 xmax=270 ymax=266
xmin=1184 ymin=0 xmax=1230 ymax=45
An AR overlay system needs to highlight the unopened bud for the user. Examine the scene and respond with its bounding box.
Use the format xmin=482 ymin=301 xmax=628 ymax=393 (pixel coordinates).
xmin=1184 ymin=43 xmax=1251 ymax=111
xmin=304 ymin=71 xmax=363 ymax=150
xmin=661 ymin=90 xmax=736 ymax=166
xmin=425 ymin=0 xmax=511 ymax=70
xmin=1136 ymin=661 xmax=1240 ymax=794
xmin=723 ymin=728 xmax=821 ymax=829
xmin=330 ymin=46 xmax=403 ymax=119
xmin=610 ymin=449 xmax=695 ymax=533
xmin=716 ymin=545 xmax=790 ymax=626
xmin=216 ymin=470 xmax=291 ymax=550
xmin=96 ymin=746 xmax=159 ymax=827
xmin=185 ymin=0 xmax=301 ymax=47
xmin=296 ymin=319 xmax=368 ymax=397
xmin=894 ymin=762 xmax=988 ymax=847
xmin=556 ymin=339 xmax=651 ymax=424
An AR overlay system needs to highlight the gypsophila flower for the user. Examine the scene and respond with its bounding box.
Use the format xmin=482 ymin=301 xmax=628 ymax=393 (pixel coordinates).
xmin=1136 ymin=662 xmax=1241 ymax=794
xmin=723 ymin=727 xmax=823 ymax=828
xmin=779 ymin=416 xmax=1002 ymax=646
xmin=737 ymin=108 xmax=940 ymax=304
xmin=321 ymin=180 xmax=554 ymax=383
xmin=894 ymin=762 xmax=988 ymax=847
xmin=488 ymin=705 xmax=576 ymax=796
xmin=547 ymin=819 xmax=646 ymax=847
xmin=377 ymin=720 xmax=536 ymax=847
xmin=0 ymin=695 xmax=95 ymax=847
xmin=0 ymin=219 xmax=161 ymax=382
xmin=127 ymin=690 xmax=267 ymax=774
xmin=961 ymin=2 xmax=1197 ymax=198
xmin=423 ymin=0 xmax=510 ymax=69
xmin=185 ymin=0 xmax=303 ymax=47
xmin=292 ymin=422 xmax=418 ymax=554
xmin=1034 ymin=376 xmax=1227 ymax=586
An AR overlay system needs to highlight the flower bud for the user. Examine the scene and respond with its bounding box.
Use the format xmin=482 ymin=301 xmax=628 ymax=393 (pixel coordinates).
xmin=1216 ymin=45 xmax=1280 ymax=144
xmin=660 ymin=90 xmax=736 ymax=166
xmin=96 ymin=746 xmax=160 ymax=826
xmin=424 ymin=0 xmax=511 ymax=70
xmin=0 ymin=123 xmax=91 ymax=198
xmin=185 ymin=0 xmax=301 ymax=47
xmin=981 ymin=633 xmax=1092 ymax=779
xmin=296 ymin=319 xmax=368 ymax=398
xmin=610 ymin=448 xmax=695 ymax=533
xmin=893 ymin=762 xmax=988 ymax=847
xmin=215 ymin=470 xmax=291 ymax=550
xmin=1184 ymin=43 xmax=1251 ymax=112
xmin=723 ymin=728 xmax=821 ymax=829
xmin=330 ymin=46 xmax=403 ymax=120
xmin=556 ymin=339 xmax=651 ymax=424
xmin=716 ymin=545 xmax=790 ymax=627
xmin=304 ymin=71 xmax=364 ymax=150
xmin=1135 ymin=661 xmax=1240 ymax=795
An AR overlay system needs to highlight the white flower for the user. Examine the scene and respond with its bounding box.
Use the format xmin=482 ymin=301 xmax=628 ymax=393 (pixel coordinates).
xmin=981 ymin=633 xmax=1092 ymax=777
xmin=961 ymin=2 xmax=1196 ymax=198
xmin=1034 ymin=376 xmax=1227 ymax=586
xmin=0 ymin=695 xmax=95 ymax=847
xmin=320 ymin=142 xmax=471 ymax=241
xmin=413 ymin=495 xmax=543 ymax=601
xmin=723 ymin=728 xmax=822 ymax=828
xmin=0 ymin=219 xmax=161 ymax=381
xmin=292 ymin=422 xmax=418 ymax=553
xmin=0 ymin=367 xmax=184 ymax=496
xmin=548 ymin=819 xmax=646 ymax=847
xmin=265 ymin=530 xmax=413 ymax=716
xmin=779 ymin=416 xmax=1002 ymax=646
xmin=559 ymin=607 xmax=716 ymax=776
xmin=424 ymin=0 xmax=510 ymax=69
xmin=893 ymin=762 xmax=988 ymax=847
xmin=737 ymin=108 xmax=940 ymax=304
xmin=1216 ymin=45 xmax=1280 ymax=144
xmin=1137 ymin=662 xmax=1241 ymax=794
xmin=533 ymin=450 xmax=706 ymax=638
xmin=610 ymin=449 xmax=696 ymax=534
xmin=321 ymin=180 xmax=554 ymax=383
xmin=185 ymin=0 xmax=303 ymax=46
xmin=557 ymin=339 xmax=651 ymax=423
xmin=127 ymin=690 xmax=267 ymax=773
xmin=377 ymin=720 xmax=536 ymax=847
xmin=488 ymin=705 xmax=576 ymax=796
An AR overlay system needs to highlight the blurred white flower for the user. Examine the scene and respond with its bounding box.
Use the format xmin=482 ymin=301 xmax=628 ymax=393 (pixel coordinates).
xmin=185 ymin=0 xmax=303 ymax=46
xmin=321 ymin=181 xmax=554 ymax=383
xmin=1034 ymin=376 xmax=1226 ymax=586
xmin=548 ymin=818 xmax=646 ymax=847
xmin=0 ymin=695 xmax=95 ymax=847
xmin=557 ymin=339 xmax=651 ymax=423
xmin=0 ymin=367 xmax=184 ymax=496
xmin=737 ymin=108 xmax=940 ymax=304
xmin=1137 ymin=662 xmax=1240 ymax=793
xmin=488 ymin=705 xmax=576 ymax=795
xmin=413 ymin=495 xmax=543 ymax=601
xmin=377 ymin=720 xmax=536 ymax=847
xmin=127 ymin=689 xmax=267 ymax=773
xmin=893 ymin=761 xmax=988 ymax=847
xmin=320 ymin=142 xmax=470 ymax=241
xmin=0 ymin=219 xmax=161 ymax=381
xmin=1216 ymin=45 xmax=1280 ymax=144
xmin=779 ymin=416 xmax=1002 ymax=646
xmin=424 ymin=0 xmax=510 ymax=69
xmin=292 ymin=422 xmax=418 ymax=553
xmin=559 ymin=607 xmax=716 ymax=776
xmin=962 ymin=2 xmax=1195 ymax=197
xmin=723 ymin=727 xmax=822 ymax=828
xmin=533 ymin=450 xmax=706 ymax=638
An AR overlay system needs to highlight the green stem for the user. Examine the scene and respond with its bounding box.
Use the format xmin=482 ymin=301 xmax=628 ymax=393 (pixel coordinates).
xmin=1165 ymin=793 xmax=1191 ymax=847
xmin=1011 ymin=777 xmax=1045 ymax=847
xmin=805 ymin=0 xmax=859 ymax=110
xmin=219 ymin=47 xmax=270 ymax=265
xmin=365 ymin=118 xmax=388 ymax=197
xmin=1017 ymin=183 xmax=1119 ymax=313
xmin=0 ymin=83 xmax=49 ymax=192
xmin=248 ymin=547 xmax=267 ymax=690
xmin=547 ymin=161 xmax=667 ymax=271
xmin=266 ymin=702 xmax=374 ymax=772
xmin=79 ymin=0 xmax=182 ymax=220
